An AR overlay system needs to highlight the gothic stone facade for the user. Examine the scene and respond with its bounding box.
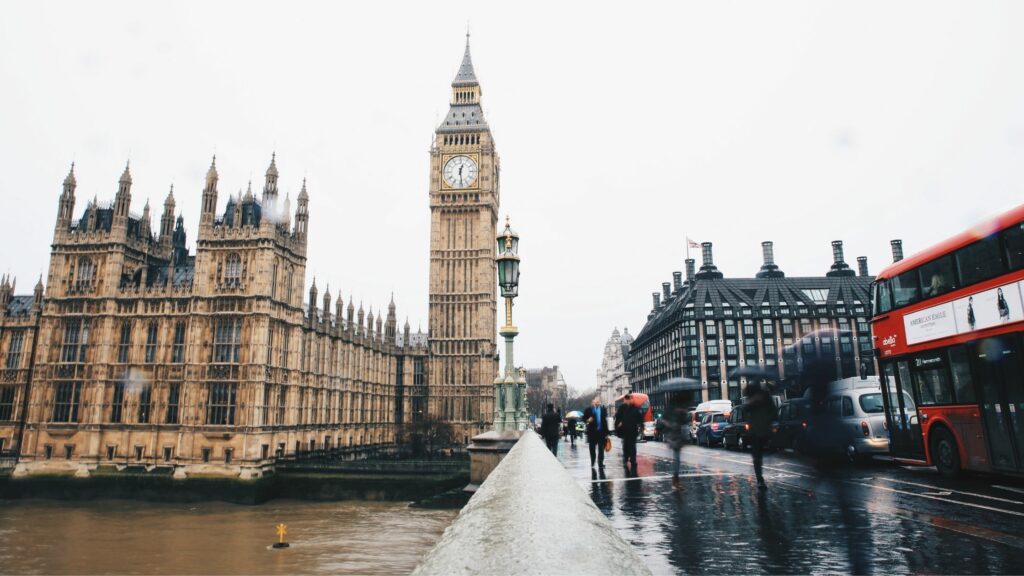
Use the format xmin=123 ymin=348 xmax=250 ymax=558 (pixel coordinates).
xmin=6 ymin=157 xmax=428 ymax=479
xmin=427 ymin=37 xmax=500 ymax=442
xmin=0 ymin=277 xmax=44 ymax=458
xmin=595 ymin=328 xmax=632 ymax=407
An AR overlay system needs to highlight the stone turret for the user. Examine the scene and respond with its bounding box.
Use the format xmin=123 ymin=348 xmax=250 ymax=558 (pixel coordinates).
xmin=294 ymin=179 xmax=309 ymax=240
xmin=57 ymin=162 xmax=77 ymax=230
xmin=160 ymin=185 xmax=176 ymax=246
xmin=308 ymin=278 xmax=318 ymax=323
xmin=201 ymin=156 xmax=219 ymax=226
xmin=32 ymin=276 xmax=44 ymax=312
xmin=322 ymin=285 xmax=332 ymax=329
xmin=335 ymin=293 xmax=345 ymax=334
xmin=113 ymin=162 xmax=132 ymax=223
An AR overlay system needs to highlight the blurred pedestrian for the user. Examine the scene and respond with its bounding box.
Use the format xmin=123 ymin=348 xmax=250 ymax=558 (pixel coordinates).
xmin=583 ymin=397 xmax=609 ymax=468
xmin=801 ymin=355 xmax=871 ymax=574
xmin=743 ymin=382 xmax=777 ymax=490
xmin=566 ymin=415 xmax=579 ymax=447
xmin=615 ymin=394 xmax=641 ymax=474
xmin=656 ymin=396 xmax=689 ymax=490
xmin=540 ymin=403 xmax=561 ymax=456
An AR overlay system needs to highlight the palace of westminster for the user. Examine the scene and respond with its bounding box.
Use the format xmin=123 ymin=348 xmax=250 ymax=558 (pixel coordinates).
xmin=0 ymin=39 xmax=500 ymax=479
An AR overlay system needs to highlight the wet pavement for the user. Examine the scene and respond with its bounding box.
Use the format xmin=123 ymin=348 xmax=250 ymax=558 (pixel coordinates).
xmin=552 ymin=436 xmax=1024 ymax=574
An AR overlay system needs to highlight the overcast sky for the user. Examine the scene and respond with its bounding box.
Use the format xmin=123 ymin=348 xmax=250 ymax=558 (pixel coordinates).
xmin=1 ymin=1 xmax=1022 ymax=393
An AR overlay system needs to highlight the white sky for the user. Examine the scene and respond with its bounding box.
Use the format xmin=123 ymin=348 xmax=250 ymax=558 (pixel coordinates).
xmin=1 ymin=1 xmax=1022 ymax=393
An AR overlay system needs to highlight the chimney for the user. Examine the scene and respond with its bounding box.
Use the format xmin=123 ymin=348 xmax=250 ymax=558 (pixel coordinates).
xmin=756 ymin=241 xmax=784 ymax=278
xmin=832 ymin=240 xmax=845 ymax=265
xmin=685 ymin=259 xmax=696 ymax=283
xmin=857 ymin=256 xmax=869 ymax=277
xmin=695 ymin=242 xmax=723 ymax=280
xmin=891 ymin=239 xmax=904 ymax=262
xmin=672 ymin=271 xmax=682 ymax=292
xmin=762 ymin=241 xmax=775 ymax=266
xmin=652 ymin=292 xmax=661 ymax=310
xmin=827 ymin=240 xmax=855 ymax=277
xmin=662 ymin=282 xmax=671 ymax=302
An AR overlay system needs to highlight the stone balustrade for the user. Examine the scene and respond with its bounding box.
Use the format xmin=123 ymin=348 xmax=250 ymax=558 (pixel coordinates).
xmin=412 ymin=430 xmax=651 ymax=576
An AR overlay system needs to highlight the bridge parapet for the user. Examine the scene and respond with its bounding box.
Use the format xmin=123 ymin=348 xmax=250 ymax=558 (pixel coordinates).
xmin=412 ymin=430 xmax=651 ymax=576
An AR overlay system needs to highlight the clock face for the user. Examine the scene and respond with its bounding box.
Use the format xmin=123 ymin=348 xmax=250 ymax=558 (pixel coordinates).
xmin=443 ymin=155 xmax=478 ymax=189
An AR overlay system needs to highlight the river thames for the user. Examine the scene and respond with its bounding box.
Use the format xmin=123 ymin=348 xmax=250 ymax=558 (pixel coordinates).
xmin=0 ymin=499 xmax=456 ymax=574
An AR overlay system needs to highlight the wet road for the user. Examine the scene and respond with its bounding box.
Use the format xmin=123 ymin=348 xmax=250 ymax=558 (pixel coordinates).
xmin=554 ymin=436 xmax=1024 ymax=574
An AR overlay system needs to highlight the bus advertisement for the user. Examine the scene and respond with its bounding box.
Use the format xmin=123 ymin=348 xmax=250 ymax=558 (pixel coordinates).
xmin=871 ymin=203 xmax=1024 ymax=477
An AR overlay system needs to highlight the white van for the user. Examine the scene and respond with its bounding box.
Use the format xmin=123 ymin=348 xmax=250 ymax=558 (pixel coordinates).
xmin=689 ymin=400 xmax=733 ymax=442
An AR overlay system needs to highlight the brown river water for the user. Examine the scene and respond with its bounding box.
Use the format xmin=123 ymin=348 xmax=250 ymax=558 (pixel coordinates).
xmin=0 ymin=499 xmax=456 ymax=575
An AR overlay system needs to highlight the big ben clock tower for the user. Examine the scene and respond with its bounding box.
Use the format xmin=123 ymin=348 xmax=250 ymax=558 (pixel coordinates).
xmin=427 ymin=35 xmax=500 ymax=441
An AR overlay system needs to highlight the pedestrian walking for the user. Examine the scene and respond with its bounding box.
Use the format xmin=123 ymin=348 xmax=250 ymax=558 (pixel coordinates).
xmin=656 ymin=397 xmax=689 ymax=490
xmin=540 ymin=404 xmax=562 ymax=456
xmin=743 ymin=382 xmax=778 ymax=490
xmin=615 ymin=394 xmax=642 ymax=474
xmin=582 ymin=397 xmax=609 ymax=468
xmin=566 ymin=416 xmax=579 ymax=447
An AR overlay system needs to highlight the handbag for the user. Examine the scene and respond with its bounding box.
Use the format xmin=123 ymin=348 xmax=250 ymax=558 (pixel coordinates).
xmin=604 ymin=437 xmax=612 ymax=452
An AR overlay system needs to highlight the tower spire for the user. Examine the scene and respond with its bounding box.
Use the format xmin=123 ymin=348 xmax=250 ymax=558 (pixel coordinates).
xmin=453 ymin=32 xmax=478 ymax=87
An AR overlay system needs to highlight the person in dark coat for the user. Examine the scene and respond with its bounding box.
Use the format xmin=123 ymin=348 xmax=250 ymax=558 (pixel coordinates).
xmin=582 ymin=396 xmax=609 ymax=468
xmin=615 ymin=394 xmax=642 ymax=473
xmin=743 ymin=382 xmax=778 ymax=490
xmin=540 ymin=404 xmax=562 ymax=456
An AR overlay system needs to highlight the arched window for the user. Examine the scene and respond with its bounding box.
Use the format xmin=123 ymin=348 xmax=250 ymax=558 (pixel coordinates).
xmin=76 ymin=258 xmax=94 ymax=290
xmin=224 ymin=253 xmax=241 ymax=287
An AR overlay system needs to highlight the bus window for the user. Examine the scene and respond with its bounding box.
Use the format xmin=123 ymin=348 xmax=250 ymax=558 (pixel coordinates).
xmin=892 ymin=270 xmax=920 ymax=308
xmin=912 ymin=352 xmax=955 ymax=406
xmin=956 ymin=236 xmax=1005 ymax=286
xmin=874 ymin=280 xmax=893 ymax=314
xmin=918 ymin=255 xmax=958 ymax=298
xmin=1003 ymin=222 xmax=1024 ymax=271
xmin=948 ymin=346 xmax=976 ymax=403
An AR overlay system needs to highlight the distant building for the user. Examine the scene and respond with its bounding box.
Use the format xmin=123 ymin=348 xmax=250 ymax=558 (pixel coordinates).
xmin=595 ymin=328 xmax=631 ymax=406
xmin=525 ymin=366 xmax=567 ymax=415
xmin=628 ymin=241 xmax=877 ymax=416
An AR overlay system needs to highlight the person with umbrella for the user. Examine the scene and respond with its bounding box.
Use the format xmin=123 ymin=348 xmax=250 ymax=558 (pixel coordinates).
xmin=564 ymin=410 xmax=582 ymax=447
xmin=656 ymin=396 xmax=689 ymax=491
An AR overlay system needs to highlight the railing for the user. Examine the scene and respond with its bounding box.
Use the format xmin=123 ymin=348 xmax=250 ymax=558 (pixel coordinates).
xmin=412 ymin=430 xmax=651 ymax=576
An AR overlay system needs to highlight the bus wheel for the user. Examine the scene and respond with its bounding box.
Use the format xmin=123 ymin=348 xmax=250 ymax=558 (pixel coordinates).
xmin=931 ymin=427 xmax=961 ymax=478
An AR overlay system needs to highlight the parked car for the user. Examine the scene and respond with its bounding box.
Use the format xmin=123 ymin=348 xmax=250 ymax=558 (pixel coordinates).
xmin=722 ymin=405 xmax=748 ymax=449
xmin=696 ymin=412 xmax=729 ymax=447
xmin=690 ymin=400 xmax=732 ymax=443
xmin=772 ymin=398 xmax=810 ymax=450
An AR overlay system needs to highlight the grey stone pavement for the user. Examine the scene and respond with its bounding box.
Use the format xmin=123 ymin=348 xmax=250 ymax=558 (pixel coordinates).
xmin=550 ymin=435 xmax=1024 ymax=575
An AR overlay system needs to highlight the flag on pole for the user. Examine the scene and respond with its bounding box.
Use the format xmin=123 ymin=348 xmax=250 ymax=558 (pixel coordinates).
xmin=685 ymin=236 xmax=700 ymax=260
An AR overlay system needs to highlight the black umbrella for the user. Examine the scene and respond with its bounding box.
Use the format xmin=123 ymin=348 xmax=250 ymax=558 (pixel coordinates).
xmin=728 ymin=366 xmax=776 ymax=381
xmin=656 ymin=377 xmax=702 ymax=393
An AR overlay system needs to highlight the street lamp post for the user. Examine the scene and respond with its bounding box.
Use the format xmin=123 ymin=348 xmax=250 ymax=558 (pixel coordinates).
xmin=494 ymin=216 xmax=526 ymax=432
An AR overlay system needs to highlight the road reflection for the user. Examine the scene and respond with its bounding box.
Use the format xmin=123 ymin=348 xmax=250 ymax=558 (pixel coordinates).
xmin=566 ymin=437 xmax=1024 ymax=575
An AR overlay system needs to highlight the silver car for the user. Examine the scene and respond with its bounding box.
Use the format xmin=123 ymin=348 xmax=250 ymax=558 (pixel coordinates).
xmin=812 ymin=377 xmax=890 ymax=461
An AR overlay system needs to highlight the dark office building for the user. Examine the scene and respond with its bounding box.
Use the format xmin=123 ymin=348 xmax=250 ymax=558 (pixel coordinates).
xmin=628 ymin=241 xmax=876 ymax=415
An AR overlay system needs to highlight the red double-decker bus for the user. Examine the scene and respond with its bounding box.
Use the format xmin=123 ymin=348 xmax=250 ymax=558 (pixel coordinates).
xmin=871 ymin=203 xmax=1024 ymax=476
